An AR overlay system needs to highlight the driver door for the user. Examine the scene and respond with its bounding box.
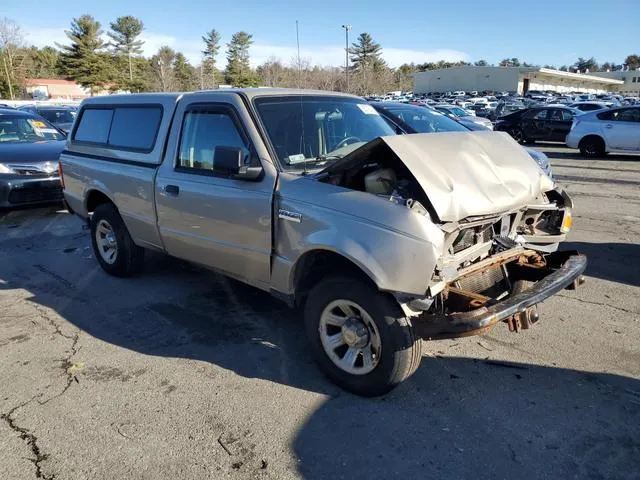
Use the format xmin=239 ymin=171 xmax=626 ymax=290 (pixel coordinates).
xmin=154 ymin=93 xmax=277 ymax=289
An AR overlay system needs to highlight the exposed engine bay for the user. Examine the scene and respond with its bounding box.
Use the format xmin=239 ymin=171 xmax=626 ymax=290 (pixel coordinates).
xmin=317 ymin=153 xmax=432 ymax=216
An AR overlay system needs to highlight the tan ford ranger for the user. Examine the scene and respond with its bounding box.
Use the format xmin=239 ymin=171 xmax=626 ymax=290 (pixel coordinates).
xmin=60 ymin=89 xmax=586 ymax=396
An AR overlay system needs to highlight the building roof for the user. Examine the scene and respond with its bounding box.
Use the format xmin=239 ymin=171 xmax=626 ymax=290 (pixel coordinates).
xmin=412 ymin=66 xmax=624 ymax=85
xmin=25 ymin=78 xmax=80 ymax=86
xmin=534 ymin=68 xmax=623 ymax=85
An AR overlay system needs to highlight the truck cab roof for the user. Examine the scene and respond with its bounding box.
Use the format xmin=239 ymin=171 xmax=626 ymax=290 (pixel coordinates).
xmin=80 ymin=88 xmax=358 ymax=107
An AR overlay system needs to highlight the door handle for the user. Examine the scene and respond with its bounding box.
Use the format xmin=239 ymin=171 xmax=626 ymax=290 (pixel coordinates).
xmin=165 ymin=184 xmax=180 ymax=196
xmin=604 ymin=124 xmax=613 ymax=129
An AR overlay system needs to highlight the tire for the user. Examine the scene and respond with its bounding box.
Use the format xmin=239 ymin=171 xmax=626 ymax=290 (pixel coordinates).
xmin=509 ymin=127 xmax=524 ymax=143
xmin=579 ymin=136 xmax=605 ymax=157
xmin=304 ymin=276 xmax=422 ymax=397
xmin=90 ymin=203 xmax=144 ymax=277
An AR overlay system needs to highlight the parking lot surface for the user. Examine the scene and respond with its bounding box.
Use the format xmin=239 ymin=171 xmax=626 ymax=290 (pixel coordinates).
xmin=1 ymin=145 xmax=639 ymax=480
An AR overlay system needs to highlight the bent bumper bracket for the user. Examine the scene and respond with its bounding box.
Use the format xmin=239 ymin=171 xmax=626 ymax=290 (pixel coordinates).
xmin=416 ymin=253 xmax=587 ymax=340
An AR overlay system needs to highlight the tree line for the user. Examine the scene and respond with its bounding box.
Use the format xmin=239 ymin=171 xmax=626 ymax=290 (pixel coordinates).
xmin=1 ymin=15 xmax=639 ymax=99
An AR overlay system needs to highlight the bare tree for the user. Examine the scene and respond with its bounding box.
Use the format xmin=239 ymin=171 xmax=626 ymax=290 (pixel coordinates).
xmin=0 ymin=17 xmax=25 ymax=99
xmin=151 ymin=46 xmax=176 ymax=91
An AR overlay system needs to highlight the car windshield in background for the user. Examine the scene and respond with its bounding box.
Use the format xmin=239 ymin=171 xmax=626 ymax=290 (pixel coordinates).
xmin=254 ymin=95 xmax=395 ymax=171
xmin=38 ymin=109 xmax=75 ymax=124
xmin=386 ymin=105 xmax=468 ymax=133
xmin=450 ymin=106 xmax=469 ymax=116
xmin=0 ymin=116 xmax=65 ymax=143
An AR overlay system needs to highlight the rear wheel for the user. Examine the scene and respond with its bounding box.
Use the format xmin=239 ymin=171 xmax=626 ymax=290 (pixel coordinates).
xmin=90 ymin=203 xmax=144 ymax=277
xmin=579 ymin=136 xmax=605 ymax=157
xmin=304 ymin=276 xmax=422 ymax=397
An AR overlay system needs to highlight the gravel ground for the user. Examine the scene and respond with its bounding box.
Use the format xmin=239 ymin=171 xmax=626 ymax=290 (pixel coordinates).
xmin=1 ymin=144 xmax=639 ymax=480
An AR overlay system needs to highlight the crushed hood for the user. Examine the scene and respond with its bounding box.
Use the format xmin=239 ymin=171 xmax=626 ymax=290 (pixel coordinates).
xmin=326 ymin=131 xmax=554 ymax=222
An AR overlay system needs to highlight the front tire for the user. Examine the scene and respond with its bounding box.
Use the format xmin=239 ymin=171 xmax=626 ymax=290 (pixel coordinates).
xmin=304 ymin=276 xmax=422 ymax=397
xmin=90 ymin=203 xmax=144 ymax=277
xmin=509 ymin=127 xmax=524 ymax=143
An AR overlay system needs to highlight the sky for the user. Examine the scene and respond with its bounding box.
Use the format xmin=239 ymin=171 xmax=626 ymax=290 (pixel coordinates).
xmin=3 ymin=0 xmax=638 ymax=69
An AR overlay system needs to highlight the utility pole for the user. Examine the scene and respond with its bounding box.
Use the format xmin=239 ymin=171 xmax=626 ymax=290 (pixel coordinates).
xmin=341 ymin=24 xmax=351 ymax=92
xmin=296 ymin=20 xmax=301 ymax=88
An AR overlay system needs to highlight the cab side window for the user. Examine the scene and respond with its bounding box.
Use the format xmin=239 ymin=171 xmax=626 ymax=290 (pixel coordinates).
xmin=177 ymin=109 xmax=250 ymax=173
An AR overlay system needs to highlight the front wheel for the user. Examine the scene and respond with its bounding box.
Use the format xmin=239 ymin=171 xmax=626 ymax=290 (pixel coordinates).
xmin=90 ymin=203 xmax=144 ymax=277
xmin=509 ymin=127 xmax=524 ymax=143
xmin=304 ymin=276 xmax=422 ymax=397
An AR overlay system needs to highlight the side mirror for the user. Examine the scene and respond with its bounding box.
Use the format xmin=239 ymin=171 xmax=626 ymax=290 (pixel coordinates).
xmin=213 ymin=146 xmax=263 ymax=181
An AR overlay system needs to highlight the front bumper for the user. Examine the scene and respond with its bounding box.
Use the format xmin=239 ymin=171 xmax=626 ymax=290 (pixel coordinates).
xmin=0 ymin=175 xmax=63 ymax=208
xmin=415 ymin=251 xmax=587 ymax=339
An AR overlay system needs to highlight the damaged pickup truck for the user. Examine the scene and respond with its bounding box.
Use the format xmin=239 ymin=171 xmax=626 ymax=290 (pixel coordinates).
xmin=60 ymin=89 xmax=586 ymax=396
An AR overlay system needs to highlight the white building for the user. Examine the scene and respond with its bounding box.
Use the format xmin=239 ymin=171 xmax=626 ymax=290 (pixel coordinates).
xmin=412 ymin=66 xmax=623 ymax=95
xmin=585 ymin=70 xmax=640 ymax=97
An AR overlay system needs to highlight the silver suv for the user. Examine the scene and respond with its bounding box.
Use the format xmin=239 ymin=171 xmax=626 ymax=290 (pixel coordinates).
xmin=61 ymin=89 xmax=586 ymax=396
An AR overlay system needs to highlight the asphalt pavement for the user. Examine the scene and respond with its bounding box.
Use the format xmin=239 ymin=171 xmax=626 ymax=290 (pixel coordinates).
xmin=1 ymin=144 xmax=639 ymax=480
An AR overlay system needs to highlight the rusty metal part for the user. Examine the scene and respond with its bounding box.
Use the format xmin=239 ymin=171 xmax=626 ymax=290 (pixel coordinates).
xmin=446 ymin=286 xmax=491 ymax=309
xmin=518 ymin=252 xmax=546 ymax=268
xmin=565 ymin=275 xmax=586 ymax=291
xmin=414 ymin=253 xmax=587 ymax=340
xmin=453 ymin=247 xmax=534 ymax=283
xmin=506 ymin=305 xmax=539 ymax=332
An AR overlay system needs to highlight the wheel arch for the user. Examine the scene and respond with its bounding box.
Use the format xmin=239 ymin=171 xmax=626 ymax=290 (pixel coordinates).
xmin=578 ymin=134 xmax=606 ymax=149
xmin=292 ymin=249 xmax=379 ymax=307
xmin=85 ymin=189 xmax=117 ymax=213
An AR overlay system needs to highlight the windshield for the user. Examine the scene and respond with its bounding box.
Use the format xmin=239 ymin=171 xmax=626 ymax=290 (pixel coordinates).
xmin=254 ymin=95 xmax=395 ymax=171
xmin=386 ymin=105 xmax=468 ymax=133
xmin=450 ymin=106 xmax=469 ymax=117
xmin=38 ymin=109 xmax=75 ymax=124
xmin=0 ymin=116 xmax=65 ymax=143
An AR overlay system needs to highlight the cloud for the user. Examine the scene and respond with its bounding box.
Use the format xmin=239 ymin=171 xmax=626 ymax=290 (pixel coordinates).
xmin=23 ymin=27 xmax=67 ymax=48
xmin=22 ymin=26 xmax=468 ymax=69
xmin=249 ymin=44 xmax=469 ymax=68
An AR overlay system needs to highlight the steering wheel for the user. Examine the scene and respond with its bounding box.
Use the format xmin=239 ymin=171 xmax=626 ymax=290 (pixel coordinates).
xmin=334 ymin=136 xmax=362 ymax=150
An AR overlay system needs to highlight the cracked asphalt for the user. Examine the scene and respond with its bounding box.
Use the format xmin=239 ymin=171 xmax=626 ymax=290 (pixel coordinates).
xmin=1 ymin=145 xmax=639 ymax=480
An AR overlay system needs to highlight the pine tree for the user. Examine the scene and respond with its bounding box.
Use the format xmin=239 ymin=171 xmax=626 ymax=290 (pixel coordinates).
xmin=174 ymin=53 xmax=197 ymax=91
xmin=58 ymin=15 xmax=111 ymax=95
xmin=349 ymin=33 xmax=385 ymax=71
xmin=201 ymin=29 xmax=220 ymax=88
xmin=108 ymin=16 xmax=144 ymax=84
xmin=225 ymin=31 xmax=258 ymax=87
xmin=32 ymin=46 xmax=60 ymax=78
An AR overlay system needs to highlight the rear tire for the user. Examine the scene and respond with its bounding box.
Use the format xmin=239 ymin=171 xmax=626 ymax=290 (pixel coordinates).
xmin=304 ymin=276 xmax=422 ymax=397
xmin=90 ymin=203 xmax=144 ymax=277
xmin=579 ymin=136 xmax=605 ymax=157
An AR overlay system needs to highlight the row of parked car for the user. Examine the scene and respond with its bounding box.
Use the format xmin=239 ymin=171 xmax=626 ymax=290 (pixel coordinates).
xmin=0 ymin=103 xmax=78 ymax=133
xmin=493 ymin=104 xmax=640 ymax=156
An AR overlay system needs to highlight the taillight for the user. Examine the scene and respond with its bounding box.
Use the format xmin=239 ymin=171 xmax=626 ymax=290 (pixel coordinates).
xmin=58 ymin=162 xmax=65 ymax=189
